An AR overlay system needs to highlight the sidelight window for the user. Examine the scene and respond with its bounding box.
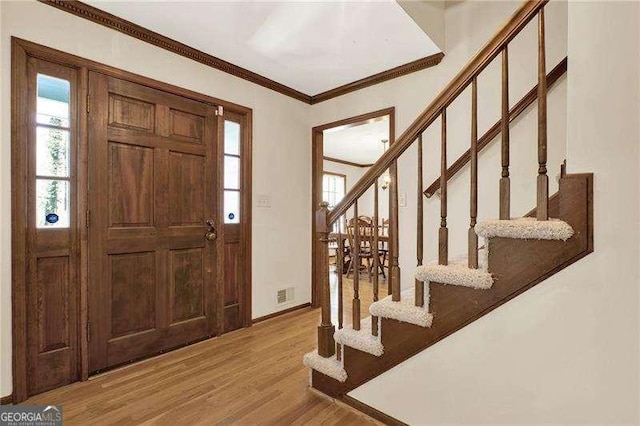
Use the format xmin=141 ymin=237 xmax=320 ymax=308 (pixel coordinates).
xmin=223 ymin=120 xmax=241 ymax=224
xmin=35 ymin=74 xmax=72 ymax=228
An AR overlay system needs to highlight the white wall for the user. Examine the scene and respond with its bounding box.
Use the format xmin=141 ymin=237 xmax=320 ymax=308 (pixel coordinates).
xmin=0 ymin=0 xmax=312 ymax=396
xmin=312 ymin=0 xmax=568 ymax=290
xmin=398 ymin=0 xmax=446 ymax=51
xmin=348 ymin=1 xmax=640 ymax=424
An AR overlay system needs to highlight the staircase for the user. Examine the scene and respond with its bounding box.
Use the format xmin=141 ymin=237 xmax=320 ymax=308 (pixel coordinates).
xmin=304 ymin=0 xmax=593 ymax=406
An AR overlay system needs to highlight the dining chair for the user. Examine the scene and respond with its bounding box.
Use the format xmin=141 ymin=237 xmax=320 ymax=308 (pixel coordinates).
xmin=377 ymin=218 xmax=390 ymax=278
xmin=345 ymin=216 xmax=375 ymax=281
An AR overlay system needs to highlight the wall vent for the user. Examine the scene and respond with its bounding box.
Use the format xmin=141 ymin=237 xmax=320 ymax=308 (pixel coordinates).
xmin=277 ymin=287 xmax=294 ymax=304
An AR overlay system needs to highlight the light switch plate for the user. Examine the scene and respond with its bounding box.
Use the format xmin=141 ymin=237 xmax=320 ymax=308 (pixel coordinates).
xmin=257 ymin=194 xmax=271 ymax=208
xmin=399 ymin=192 xmax=407 ymax=207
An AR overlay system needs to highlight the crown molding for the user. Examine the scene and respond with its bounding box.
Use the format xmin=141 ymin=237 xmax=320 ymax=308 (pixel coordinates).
xmin=323 ymin=156 xmax=374 ymax=168
xmin=39 ymin=0 xmax=443 ymax=105
xmin=40 ymin=0 xmax=312 ymax=103
xmin=311 ymin=52 xmax=444 ymax=104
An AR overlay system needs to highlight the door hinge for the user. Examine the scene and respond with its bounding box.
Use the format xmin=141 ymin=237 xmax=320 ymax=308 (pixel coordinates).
xmin=86 ymin=93 xmax=90 ymax=114
xmin=85 ymin=209 xmax=90 ymax=228
xmin=215 ymin=105 xmax=224 ymax=116
xmin=86 ymin=322 xmax=91 ymax=342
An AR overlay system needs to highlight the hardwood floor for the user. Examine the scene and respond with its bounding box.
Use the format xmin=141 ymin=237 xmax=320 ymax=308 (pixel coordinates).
xmin=330 ymin=266 xmax=390 ymax=328
xmin=23 ymin=305 xmax=380 ymax=425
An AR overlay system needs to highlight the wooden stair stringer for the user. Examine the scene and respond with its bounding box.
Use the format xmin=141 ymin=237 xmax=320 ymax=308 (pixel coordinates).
xmin=312 ymin=173 xmax=593 ymax=397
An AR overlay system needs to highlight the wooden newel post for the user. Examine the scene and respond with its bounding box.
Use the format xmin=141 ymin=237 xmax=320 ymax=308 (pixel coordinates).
xmin=316 ymin=201 xmax=335 ymax=357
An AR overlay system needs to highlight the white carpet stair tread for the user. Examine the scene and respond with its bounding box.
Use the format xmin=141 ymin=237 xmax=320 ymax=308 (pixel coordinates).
xmin=475 ymin=217 xmax=573 ymax=241
xmin=415 ymin=251 xmax=493 ymax=290
xmin=334 ymin=316 xmax=383 ymax=357
xmin=302 ymin=350 xmax=347 ymax=382
xmin=369 ymin=287 xmax=433 ymax=327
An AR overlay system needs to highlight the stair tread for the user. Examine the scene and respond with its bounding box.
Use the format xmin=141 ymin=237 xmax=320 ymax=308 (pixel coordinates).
xmin=334 ymin=316 xmax=383 ymax=356
xmin=475 ymin=217 xmax=573 ymax=240
xmin=302 ymin=350 xmax=347 ymax=382
xmin=415 ymin=258 xmax=493 ymax=289
xmin=369 ymin=288 xmax=433 ymax=327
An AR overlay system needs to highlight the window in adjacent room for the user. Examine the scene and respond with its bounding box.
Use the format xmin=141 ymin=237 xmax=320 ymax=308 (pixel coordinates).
xmin=322 ymin=172 xmax=346 ymax=233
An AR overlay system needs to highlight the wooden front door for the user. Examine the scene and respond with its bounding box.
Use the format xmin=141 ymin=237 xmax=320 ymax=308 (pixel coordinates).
xmin=87 ymin=72 xmax=222 ymax=372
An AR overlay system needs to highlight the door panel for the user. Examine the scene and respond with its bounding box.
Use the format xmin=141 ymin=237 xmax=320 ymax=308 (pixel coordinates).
xmin=108 ymin=143 xmax=154 ymax=227
xmin=170 ymin=109 xmax=204 ymax=143
xmin=223 ymin=233 xmax=242 ymax=332
xmin=88 ymin=72 xmax=220 ymax=372
xmin=109 ymin=252 xmax=156 ymax=338
xmin=36 ymin=256 xmax=70 ymax=353
xmin=170 ymin=248 xmax=205 ymax=323
xmin=108 ymin=94 xmax=155 ymax=132
xmin=168 ymin=152 xmax=205 ymax=226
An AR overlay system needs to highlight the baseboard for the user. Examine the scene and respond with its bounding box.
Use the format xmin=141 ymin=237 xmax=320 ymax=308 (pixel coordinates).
xmin=0 ymin=394 xmax=13 ymax=405
xmin=340 ymin=395 xmax=407 ymax=426
xmin=252 ymin=302 xmax=312 ymax=324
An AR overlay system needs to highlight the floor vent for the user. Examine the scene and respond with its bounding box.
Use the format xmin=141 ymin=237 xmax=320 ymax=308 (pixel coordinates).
xmin=277 ymin=287 xmax=294 ymax=304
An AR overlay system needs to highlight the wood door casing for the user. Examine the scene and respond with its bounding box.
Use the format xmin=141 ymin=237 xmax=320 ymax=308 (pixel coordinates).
xmin=311 ymin=108 xmax=395 ymax=306
xmin=87 ymin=72 xmax=221 ymax=372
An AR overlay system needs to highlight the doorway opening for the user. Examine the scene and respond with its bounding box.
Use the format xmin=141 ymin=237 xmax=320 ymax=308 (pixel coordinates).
xmin=311 ymin=107 xmax=395 ymax=318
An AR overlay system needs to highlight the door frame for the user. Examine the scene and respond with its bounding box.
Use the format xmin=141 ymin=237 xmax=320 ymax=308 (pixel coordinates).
xmin=11 ymin=37 xmax=253 ymax=402
xmin=310 ymin=107 xmax=395 ymax=307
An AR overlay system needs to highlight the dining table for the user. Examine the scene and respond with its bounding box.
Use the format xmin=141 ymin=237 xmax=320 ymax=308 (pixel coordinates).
xmin=328 ymin=231 xmax=390 ymax=275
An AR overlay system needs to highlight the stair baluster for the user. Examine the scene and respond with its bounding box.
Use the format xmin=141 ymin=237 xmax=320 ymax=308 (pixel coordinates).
xmin=469 ymin=79 xmax=479 ymax=269
xmin=439 ymin=109 xmax=448 ymax=265
xmin=316 ymin=201 xmax=335 ymax=357
xmin=416 ymin=134 xmax=425 ymax=306
xmin=500 ymin=47 xmax=511 ymax=220
xmin=352 ymin=202 xmax=361 ymax=330
xmin=537 ymin=8 xmax=549 ymax=221
xmin=372 ymin=180 xmax=380 ymax=336
xmin=336 ymin=217 xmax=344 ymax=361
xmin=390 ymin=160 xmax=401 ymax=301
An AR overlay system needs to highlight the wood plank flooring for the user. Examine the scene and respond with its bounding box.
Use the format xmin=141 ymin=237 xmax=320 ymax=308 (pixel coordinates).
xmin=331 ymin=268 xmax=389 ymax=328
xmin=22 ymin=272 xmax=385 ymax=425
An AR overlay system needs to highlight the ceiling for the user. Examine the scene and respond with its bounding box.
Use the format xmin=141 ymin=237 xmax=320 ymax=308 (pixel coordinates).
xmin=84 ymin=1 xmax=441 ymax=95
xmin=324 ymin=116 xmax=390 ymax=165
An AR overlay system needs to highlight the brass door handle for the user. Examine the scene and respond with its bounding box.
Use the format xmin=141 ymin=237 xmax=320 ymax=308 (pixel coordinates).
xmin=205 ymin=219 xmax=217 ymax=241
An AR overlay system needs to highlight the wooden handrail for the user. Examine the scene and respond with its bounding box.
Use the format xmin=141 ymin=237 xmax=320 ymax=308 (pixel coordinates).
xmin=327 ymin=0 xmax=548 ymax=225
xmin=424 ymin=56 xmax=567 ymax=198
